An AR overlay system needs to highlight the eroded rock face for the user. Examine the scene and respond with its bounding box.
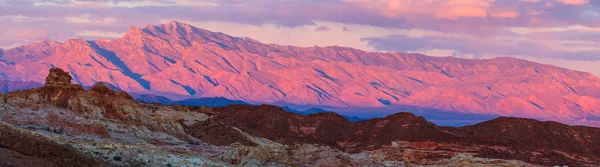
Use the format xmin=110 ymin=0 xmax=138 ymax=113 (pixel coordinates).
xmin=0 ymin=69 xmax=225 ymax=166
xmin=89 ymin=82 xmax=134 ymax=100
xmin=191 ymin=104 xmax=600 ymax=166
xmin=0 ymin=124 xmax=113 ymax=167
xmin=0 ymin=69 xmax=595 ymax=166
xmin=44 ymin=68 xmax=72 ymax=87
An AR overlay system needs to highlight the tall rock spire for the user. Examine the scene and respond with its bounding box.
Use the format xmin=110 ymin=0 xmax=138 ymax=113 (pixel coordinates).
xmin=44 ymin=68 xmax=72 ymax=87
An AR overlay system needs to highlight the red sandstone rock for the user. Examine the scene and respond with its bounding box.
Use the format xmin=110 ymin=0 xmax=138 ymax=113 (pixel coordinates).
xmin=189 ymin=103 xmax=600 ymax=166
xmin=44 ymin=68 xmax=72 ymax=87
xmin=1 ymin=68 xmax=598 ymax=166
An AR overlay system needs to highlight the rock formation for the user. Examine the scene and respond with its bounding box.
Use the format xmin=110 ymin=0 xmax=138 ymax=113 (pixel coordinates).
xmin=44 ymin=68 xmax=72 ymax=87
xmin=0 ymin=68 xmax=597 ymax=166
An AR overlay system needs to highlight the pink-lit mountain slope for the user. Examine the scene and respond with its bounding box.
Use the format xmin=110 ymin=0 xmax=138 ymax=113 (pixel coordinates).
xmin=1 ymin=21 xmax=600 ymax=126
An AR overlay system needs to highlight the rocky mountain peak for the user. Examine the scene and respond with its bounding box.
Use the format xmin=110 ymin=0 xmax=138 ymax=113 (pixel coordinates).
xmin=63 ymin=39 xmax=89 ymax=49
xmin=156 ymin=20 xmax=191 ymax=34
xmin=123 ymin=20 xmax=198 ymax=41
xmin=163 ymin=20 xmax=191 ymax=29
xmin=125 ymin=25 xmax=144 ymax=35
xmin=164 ymin=20 xmax=181 ymax=26
xmin=157 ymin=20 xmax=218 ymax=38
xmin=44 ymin=68 xmax=72 ymax=87
xmin=36 ymin=39 xmax=61 ymax=47
xmin=9 ymin=40 xmax=55 ymax=51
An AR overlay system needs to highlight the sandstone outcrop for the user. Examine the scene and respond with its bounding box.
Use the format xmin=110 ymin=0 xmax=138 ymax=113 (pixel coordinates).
xmin=0 ymin=68 xmax=596 ymax=166
xmin=44 ymin=68 xmax=72 ymax=87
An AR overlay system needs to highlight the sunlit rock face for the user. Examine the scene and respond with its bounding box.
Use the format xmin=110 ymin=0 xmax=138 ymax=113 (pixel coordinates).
xmin=44 ymin=68 xmax=72 ymax=87
xmin=2 ymin=21 xmax=600 ymax=126
xmin=0 ymin=68 xmax=598 ymax=166
xmin=0 ymin=68 xmax=600 ymax=166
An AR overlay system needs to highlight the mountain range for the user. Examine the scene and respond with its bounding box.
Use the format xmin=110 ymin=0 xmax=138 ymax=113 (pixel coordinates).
xmin=1 ymin=20 xmax=600 ymax=127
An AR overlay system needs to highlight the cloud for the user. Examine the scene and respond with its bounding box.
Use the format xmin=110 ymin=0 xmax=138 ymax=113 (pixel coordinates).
xmin=343 ymin=0 xmax=494 ymax=19
xmin=490 ymin=11 xmax=521 ymax=18
xmin=178 ymin=20 xmax=415 ymax=51
xmin=555 ymin=0 xmax=589 ymax=5
xmin=315 ymin=25 xmax=329 ymax=32
xmin=75 ymin=30 xmax=124 ymax=39
xmin=525 ymin=29 xmax=600 ymax=42
xmin=1 ymin=0 xmax=600 ymax=75
xmin=362 ymin=30 xmax=600 ymax=61
xmin=362 ymin=31 xmax=600 ymax=76
xmin=4 ymin=0 xmax=599 ymax=33
xmin=25 ymin=0 xmax=220 ymax=8
xmin=65 ymin=14 xmax=117 ymax=25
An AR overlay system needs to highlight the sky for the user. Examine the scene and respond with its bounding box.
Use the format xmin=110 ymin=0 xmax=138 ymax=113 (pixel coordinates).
xmin=1 ymin=0 xmax=600 ymax=75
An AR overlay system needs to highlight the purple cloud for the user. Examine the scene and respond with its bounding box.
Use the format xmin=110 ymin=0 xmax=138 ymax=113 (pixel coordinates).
xmin=315 ymin=25 xmax=330 ymax=32
xmin=1 ymin=0 xmax=600 ymax=62
xmin=362 ymin=34 xmax=600 ymax=61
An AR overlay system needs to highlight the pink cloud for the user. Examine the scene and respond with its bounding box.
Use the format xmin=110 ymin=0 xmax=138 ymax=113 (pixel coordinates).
xmin=0 ymin=0 xmax=599 ymax=62
xmin=315 ymin=25 xmax=330 ymax=32
xmin=12 ymin=28 xmax=49 ymax=39
xmin=555 ymin=0 xmax=589 ymax=5
xmin=344 ymin=0 xmax=497 ymax=19
xmin=490 ymin=11 xmax=521 ymax=18
xmin=438 ymin=6 xmax=488 ymax=19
